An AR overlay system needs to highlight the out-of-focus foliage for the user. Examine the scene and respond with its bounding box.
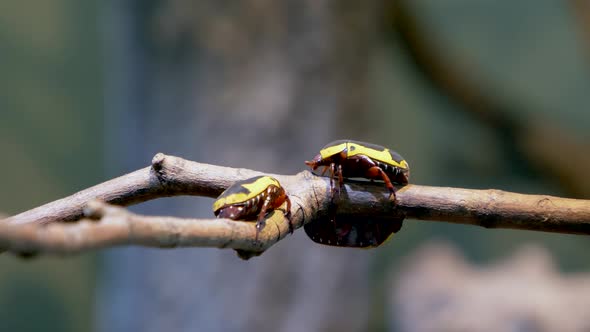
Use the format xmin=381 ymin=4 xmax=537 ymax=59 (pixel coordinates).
xmin=0 ymin=1 xmax=102 ymax=331
xmin=369 ymin=1 xmax=590 ymax=330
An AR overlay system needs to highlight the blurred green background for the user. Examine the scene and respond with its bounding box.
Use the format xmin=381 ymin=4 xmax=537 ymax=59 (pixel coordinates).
xmin=1 ymin=1 xmax=589 ymax=331
xmin=1 ymin=0 xmax=101 ymax=331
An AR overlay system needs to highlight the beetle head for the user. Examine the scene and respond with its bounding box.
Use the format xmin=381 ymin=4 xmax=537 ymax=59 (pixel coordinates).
xmin=399 ymin=168 xmax=410 ymax=185
xmin=304 ymin=154 xmax=324 ymax=170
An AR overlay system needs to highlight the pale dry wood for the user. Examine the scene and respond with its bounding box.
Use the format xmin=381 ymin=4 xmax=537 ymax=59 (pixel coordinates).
xmin=0 ymin=201 xmax=293 ymax=257
xmin=1 ymin=153 xmax=590 ymax=256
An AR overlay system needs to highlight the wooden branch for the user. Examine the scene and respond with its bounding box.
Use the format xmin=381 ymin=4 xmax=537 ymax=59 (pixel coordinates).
xmin=2 ymin=153 xmax=590 ymax=257
xmin=0 ymin=201 xmax=293 ymax=259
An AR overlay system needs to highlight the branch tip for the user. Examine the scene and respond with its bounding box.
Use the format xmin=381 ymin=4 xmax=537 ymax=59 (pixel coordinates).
xmin=151 ymin=153 xmax=166 ymax=172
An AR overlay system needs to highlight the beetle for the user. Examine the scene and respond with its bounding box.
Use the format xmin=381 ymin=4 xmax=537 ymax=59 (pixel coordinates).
xmin=212 ymin=175 xmax=291 ymax=240
xmin=303 ymin=215 xmax=404 ymax=248
xmin=305 ymin=139 xmax=410 ymax=200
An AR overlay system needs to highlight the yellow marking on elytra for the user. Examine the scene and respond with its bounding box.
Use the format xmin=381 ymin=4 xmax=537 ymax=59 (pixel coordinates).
xmin=320 ymin=142 xmax=348 ymax=159
xmin=347 ymin=142 xmax=408 ymax=169
xmin=212 ymin=176 xmax=280 ymax=212
xmin=319 ymin=141 xmax=409 ymax=169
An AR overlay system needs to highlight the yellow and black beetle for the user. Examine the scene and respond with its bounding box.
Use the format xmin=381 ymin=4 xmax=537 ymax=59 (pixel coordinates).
xmin=305 ymin=139 xmax=410 ymax=200
xmin=303 ymin=139 xmax=408 ymax=248
xmin=212 ymin=175 xmax=291 ymax=240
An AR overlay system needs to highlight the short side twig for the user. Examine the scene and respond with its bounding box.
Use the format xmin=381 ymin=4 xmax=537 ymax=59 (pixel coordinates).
xmin=4 ymin=153 xmax=262 ymax=225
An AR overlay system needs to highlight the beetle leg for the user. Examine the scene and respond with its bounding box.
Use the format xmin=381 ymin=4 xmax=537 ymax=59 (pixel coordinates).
xmin=337 ymin=164 xmax=344 ymax=191
xmin=320 ymin=166 xmax=329 ymax=176
xmin=284 ymin=195 xmax=293 ymax=234
xmin=329 ymin=163 xmax=338 ymax=196
xmin=284 ymin=195 xmax=292 ymax=218
xmin=256 ymin=197 xmax=272 ymax=241
xmin=366 ymin=166 xmax=396 ymax=201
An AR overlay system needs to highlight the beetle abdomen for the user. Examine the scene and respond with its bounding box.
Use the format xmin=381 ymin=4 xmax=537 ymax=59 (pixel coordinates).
xmin=375 ymin=161 xmax=410 ymax=185
xmin=215 ymin=192 xmax=266 ymax=220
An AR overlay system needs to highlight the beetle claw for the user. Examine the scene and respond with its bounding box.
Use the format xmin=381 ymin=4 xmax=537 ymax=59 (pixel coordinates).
xmin=388 ymin=190 xmax=397 ymax=203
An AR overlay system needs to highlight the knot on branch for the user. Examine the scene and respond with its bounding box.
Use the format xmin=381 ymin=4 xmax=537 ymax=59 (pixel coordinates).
xmin=151 ymin=152 xmax=169 ymax=182
xmin=83 ymin=200 xmax=107 ymax=220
